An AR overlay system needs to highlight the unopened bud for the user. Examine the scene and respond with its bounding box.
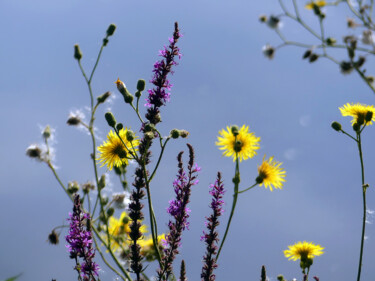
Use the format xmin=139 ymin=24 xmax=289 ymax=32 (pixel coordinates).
xmin=105 ymin=112 xmax=116 ymax=127
xmin=170 ymin=129 xmax=180 ymax=139
xmin=277 ymin=275 xmax=285 ymax=281
xmin=357 ymin=115 xmax=365 ymax=125
xmin=144 ymin=123 xmax=155 ymax=132
xmin=326 ymin=37 xmax=336 ymax=46
xmin=135 ymin=91 xmax=142 ymax=98
xmin=68 ymin=181 xmax=80 ymax=194
xmin=126 ymin=130 xmax=135 ymax=142
xmin=98 ymin=174 xmax=106 ymax=190
xmin=106 ymin=207 xmax=115 ymax=217
xmin=103 ymin=38 xmax=109 ymax=46
xmin=302 ymin=49 xmax=312 ymax=59
xmin=67 ymin=116 xmax=81 ymax=126
xmin=259 ymin=15 xmax=267 ymax=23
xmin=124 ymin=93 xmax=134 ymax=104
xmin=137 ymin=79 xmax=146 ymax=91
xmin=106 ymin=24 xmax=116 ymax=37
xmin=353 ymin=122 xmax=361 ymax=132
xmin=74 ymin=44 xmax=82 ymax=60
xmin=48 ymin=230 xmax=59 ymax=245
xmin=145 ymin=132 xmax=154 ymax=141
xmin=340 ymin=61 xmax=353 ymax=74
xmin=365 ymin=111 xmax=373 ymax=122
xmin=97 ymin=91 xmax=111 ymax=104
xmin=256 ymin=175 xmax=264 ymax=184
xmin=309 ymin=53 xmax=319 ymax=63
xmin=366 ymin=76 xmax=375 ymax=84
xmin=26 ymin=145 xmax=42 ymax=160
xmin=116 ymin=123 xmax=123 ymax=131
xmin=331 ymin=121 xmax=342 ymax=131
xmin=122 ymin=215 xmax=130 ymax=224
xmin=43 ymin=125 xmax=51 ymax=139
xmin=231 ymin=125 xmax=239 ymax=136
xmin=355 ymin=56 xmax=366 ymax=68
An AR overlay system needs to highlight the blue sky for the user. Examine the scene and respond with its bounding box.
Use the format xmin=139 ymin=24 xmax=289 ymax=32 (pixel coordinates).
xmin=2 ymin=0 xmax=375 ymax=280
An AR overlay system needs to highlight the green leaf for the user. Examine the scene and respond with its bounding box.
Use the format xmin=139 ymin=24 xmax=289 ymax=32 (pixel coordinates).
xmin=3 ymin=273 xmax=22 ymax=281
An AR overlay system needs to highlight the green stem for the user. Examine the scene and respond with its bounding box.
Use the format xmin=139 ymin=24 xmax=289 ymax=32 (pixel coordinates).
xmin=149 ymin=138 xmax=170 ymax=182
xmin=237 ymin=183 xmax=258 ymax=194
xmin=216 ymin=152 xmax=240 ymax=261
xmin=46 ymin=161 xmax=73 ymax=202
xmin=356 ymin=132 xmax=367 ymax=281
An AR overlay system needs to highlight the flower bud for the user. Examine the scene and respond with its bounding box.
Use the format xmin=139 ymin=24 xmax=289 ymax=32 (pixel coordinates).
xmin=179 ymin=130 xmax=189 ymax=138
xmin=355 ymin=56 xmax=366 ymax=68
xmin=43 ymin=125 xmax=51 ymax=140
xmin=326 ymin=37 xmax=336 ymax=46
xmin=26 ymin=145 xmax=42 ymax=160
xmin=74 ymin=44 xmax=82 ymax=60
xmin=124 ymin=93 xmax=134 ymax=104
xmin=98 ymin=174 xmax=106 ymax=190
xmin=106 ymin=207 xmax=115 ymax=217
xmin=67 ymin=116 xmax=81 ymax=126
xmin=101 ymin=197 xmax=109 ymax=206
xmin=116 ymin=123 xmax=123 ymax=131
xmin=97 ymin=91 xmax=111 ymax=104
xmin=170 ymin=129 xmax=180 ymax=139
xmin=106 ymin=24 xmax=116 ymax=37
xmin=137 ymin=79 xmax=146 ymax=91
xmin=103 ymin=38 xmax=109 ymax=46
xmin=135 ymin=91 xmax=142 ymax=98
xmin=145 ymin=132 xmax=154 ymax=141
xmin=302 ymin=49 xmax=312 ymax=59
xmin=353 ymin=122 xmax=361 ymax=132
xmin=259 ymin=15 xmax=267 ymax=23
xmin=126 ymin=130 xmax=135 ymax=142
xmin=256 ymin=175 xmax=264 ymax=184
xmin=340 ymin=61 xmax=353 ymax=75
xmin=367 ymin=76 xmax=374 ymax=84
xmin=105 ymin=112 xmax=116 ymax=127
xmin=232 ymin=174 xmax=240 ymax=184
xmin=309 ymin=53 xmax=319 ymax=63
xmin=331 ymin=121 xmax=342 ymax=131
xmin=122 ymin=215 xmax=130 ymax=225
xmin=48 ymin=230 xmax=59 ymax=245
xmin=277 ymin=275 xmax=285 ymax=281
xmin=231 ymin=125 xmax=239 ymax=136
xmin=365 ymin=111 xmax=373 ymax=122
xmin=144 ymin=123 xmax=155 ymax=132
xmin=82 ymin=182 xmax=95 ymax=193
xmin=357 ymin=115 xmax=365 ymax=125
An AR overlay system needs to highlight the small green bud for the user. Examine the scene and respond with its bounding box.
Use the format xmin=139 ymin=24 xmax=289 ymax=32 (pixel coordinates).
xmin=48 ymin=230 xmax=59 ymax=245
xmin=170 ymin=129 xmax=180 ymax=139
xmin=126 ymin=130 xmax=135 ymax=142
xmin=302 ymin=49 xmax=312 ymax=59
xmin=74 ymin=44 xmax=82 ymax=60
xmin=365 ymin=111 xmax=373 ymax=122
xmin=154 ymin=113 xmax=162 ymax=123
xmin=98 ymin=174 xmax=106 ymax=190
xmin=259 ymin=15 xmax=267 ymax=23
xmin=331 ymin=121 xmax=342 ymax=131
xmin=101 ymin=197 xmax=109 ymax=206
xmin=137 ymin=79 xmax=146 ymax=91
xmin=105 ymin=112 xmax=116 ymax=127
xmin=179 ymin=130 xmax=189 ymax=138
xmin=122 ymin=215 xmax=130 ymax=224
xmin=97 ymin=91 xmax=111 ymax=104
xmin=231 ymin=125 xmax=239 ymax=136
xmin=144 ymin=123 xmax=155 ymax=132
xmin=106 ymin=207 xmax=115 ymax=217
xmin=353 ymin=122 xmax=361 ymax=132
xmin=355 ymin=56 xmax=366 ymax=68
xmin=357 ymin=115 xmax=365 ymax=125
xmin=232 ymin=174 xmax=240 ymax=184
xmin=366 ymin=76 xmax=375 ymax=84
xmin=309 ymin=53 xmax=319 ymax=63
xmin=43 ymin=125 xmax=51 ymax=139
xmin=340 ymin=61 xmax=353 ymax=74
xmin=124 ymin=93 xmax=134 ymax=104
xmin=103 ymin=38 xmax=109 ymax=46
xmin=106 ymin=24 xmax=116 ymax=37
xmin=116 ymin=123 xmax=123 ymax=131
xmin=233 ymin=140 xmax=243 ymax=152
xmin=277 ymin=275 xmax=285 ymax=281
xmin=135 ymin=91 xmax=142 ymax=98
xmin=326 ymin=37 xmax=336 ymax=46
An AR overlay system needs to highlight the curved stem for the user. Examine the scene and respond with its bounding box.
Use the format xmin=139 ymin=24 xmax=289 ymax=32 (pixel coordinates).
xmin=238 ymin=183 xmax=258 ymax=194
xmin=149 ymin=138 xmax=170 ymax=182
xmin=216 ymin=151 xmax=240 ymax=261
xmin=356 ymin=132 xmax=367 ymax=281
xmin=46 ymin=161 xmax=73 ymax=202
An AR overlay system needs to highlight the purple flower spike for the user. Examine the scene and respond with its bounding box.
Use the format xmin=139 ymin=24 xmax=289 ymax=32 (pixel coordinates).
xmin=66 ymin=195 xmax=99 ymax=281
xmin=201 ymin=172 xmax=225 ymax=281
xmin=145 ymin=22 xmax=182 ymax=125
xmin=157 ymin=144 xmax=199 ymax=281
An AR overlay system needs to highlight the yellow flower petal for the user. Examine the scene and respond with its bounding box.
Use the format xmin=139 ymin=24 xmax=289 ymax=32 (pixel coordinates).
xmin=257 ymin=155 xmax=286 ymax=191
xmin=284 ymin=241 xmax=324 ymax=261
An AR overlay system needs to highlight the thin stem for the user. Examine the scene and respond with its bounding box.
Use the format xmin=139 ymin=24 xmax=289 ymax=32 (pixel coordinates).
xmin=237 ymin=183 xmax=258 ymax=194
xmin=341 ymin=129 xmax=359 ymax=142
xmin=92 ymin=227 xmax=132 ymax=281
xmin=216 ymin=150 xmax=240 ymax=261
xmin=46 ymin=161 xmax=73 ymax=202
xmin=354 ymin=67 xmax=375 ymax=94
xmin=356 ymin=132 xmax=367 ymax=281
xmin=149 ymin=138 xmax=170 ymax=182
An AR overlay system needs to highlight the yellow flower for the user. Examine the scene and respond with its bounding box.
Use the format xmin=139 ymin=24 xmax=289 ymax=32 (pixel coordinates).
xmin=256 ymin=155 xmax=286 ymax=191
xmin=339 ymin=102 xmax=375 ymax=125
xmin=305 ymin=1 xmax=327 ymax=9
xmin=216 ymin=125 xmax=260 ymax=162
xmin=284 ymin=241 xmax=324 ymax=261
xmin=138 ymin=234 xmax=166 ymax=261
xmin=97 ymin=128 xmax=139 ymax=170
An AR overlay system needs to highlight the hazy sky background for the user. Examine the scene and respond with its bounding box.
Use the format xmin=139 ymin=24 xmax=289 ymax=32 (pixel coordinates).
xmin=2 ymin=0 xmax=375 ymax=280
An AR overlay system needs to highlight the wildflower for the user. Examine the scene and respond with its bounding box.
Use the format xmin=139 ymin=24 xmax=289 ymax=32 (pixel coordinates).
xmin=266 ymin=16 xmax=281 ymax=29
xmin=66 ymin=195 xmax=99 ymax=279
xmin=340 ymin=61 xmax=353 ymax=74
xmin=256 ymin=156 xmax=286 ymax=191
xmin=67 ymin=110 xmax=85 ymax=126
xmin=305 ymin=1 xmax=327 ymax=10
xmin=216 ymin=125 xmax=260 ymax=162
xmin=262 ymin=44 xmax=275 ymax=59
xmin=138 ymin=234 xmax=166 ymax=261
xmin=284 ymin=241 xmax=324 ymax=261
xmin=339 ymin=103 xmax=375 ymax=125
xmin=26 ymin=145 xmax=43 ymax=161
xmin=48 ymin=230 xmax=60 ymax=245
xmin=97 ymin=128 xmax=139 ymax=170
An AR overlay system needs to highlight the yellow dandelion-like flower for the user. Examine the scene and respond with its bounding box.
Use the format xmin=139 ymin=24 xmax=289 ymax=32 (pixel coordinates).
xmin=305 ymin=0 xmax=327 ymax=9
xmin=339 ymin=102 xmax=375 ymax=125
xmin=97 ymin=128 xmax=139 ymax=170
xmin=284 ymin=241 xmax=324 ymax=261
xmin=216 ymin=125 xmax=260 ymax=162
xmin=256 ymin=155 xmax=286 ymax=191
xmin=138 ymin=234 xmax=166 ymax=261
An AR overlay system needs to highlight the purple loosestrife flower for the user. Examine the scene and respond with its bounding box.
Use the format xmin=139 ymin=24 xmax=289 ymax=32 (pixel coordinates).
xmin=157 ymin=144 xmax=200 ymax=281
xmin=201 ymin=172 xmax=225 ymax=281
xmin=145 ymin=22 xmax=182 ymax=126
xmin=66 ymin=195 xmax=99 ymax=281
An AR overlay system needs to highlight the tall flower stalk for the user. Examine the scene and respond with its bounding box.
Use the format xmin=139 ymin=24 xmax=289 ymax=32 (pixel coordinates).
xmin=332 ymin=102 xmax=375 ymax=281
xmin=157 ymin=144 xmax=200 ymax=281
